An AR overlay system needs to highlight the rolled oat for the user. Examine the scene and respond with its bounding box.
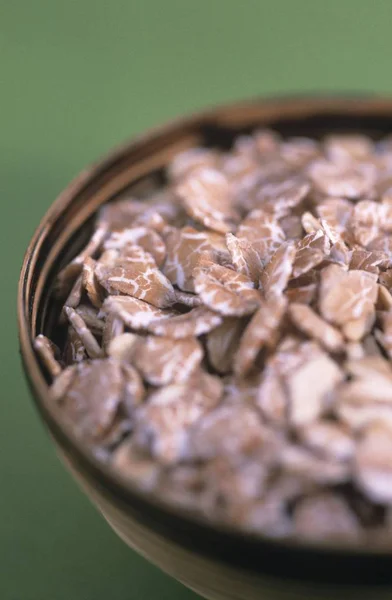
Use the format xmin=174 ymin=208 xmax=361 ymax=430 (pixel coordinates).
xmin=35 ymin=129 xmax=392 ymax=544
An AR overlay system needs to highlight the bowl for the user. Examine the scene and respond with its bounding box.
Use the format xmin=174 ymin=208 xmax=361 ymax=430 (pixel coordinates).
xmin=18 ymin=95 xmax=392 ymax=600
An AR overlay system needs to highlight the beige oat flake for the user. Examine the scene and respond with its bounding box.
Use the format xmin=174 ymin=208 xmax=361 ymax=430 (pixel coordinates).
xmin=189 ymin=404 xmax=277 ymax=462
xmin=34 ymin=335 xmax=62 ymax=377
xmin=64 ymin=307 xmax=103 ymax=359
xmin=107 ymin=332 xmax=138 ymax=363
xmin=355 ymin=423 xmax=392 ymax=504
xmin=285 ymin=282 xmax=317 ymax=305
xmin=148 ymin=306 xmax=222 ymax=339
xmin=176 ymin=167 xmax=239 ymax=233
xmin=260 ymin=243 xmax=296 ymax=300
xmin=225 ymin=233 xmax=264 ymax=284
xmin=235 ymin=296 xmax=287 ymax=375
xmin=280 ymin=445 xmax=350 ymax=485
xmin=82 ymin=257 xmax=103 ymax=308
xmin=64 ymin=327 xmax=86 ymax=365
xmin=308 ymin=159 xmax=376 ymax=199
xmin=319 ymin=265 xmax=378 ymax=326
xmin=252 ymin=174 xmax=310 ymax=216
xmin=294 ymin=493 xmax=361 ymax=541
xmin=104 ymin=226 xmax=166 ymax=267
xmin=256 ymin=368 xmax=288 ymax=428
xmin=134 ymin=336 xmax=203 ymax=386
xmin=286 ymin=352 xmax=343 ymax=427
xmin=35 ymin=129 xmax=392 ymax=543
xmin=194 ymin=264 xmax=261 ymax=317
xmin=134 ymin=373 xmax=222 ymax=464
xmin=292 ymin=230 xmax=329 ymax=279
xmin=315 ymin=198 xmax=353 ymax=235
xmin=163 ymin=226 xmax=213 ymax=292
xmin=50 ymin=359 xmax=127 ymax=444
xmin=289 ymin=303 xmax=344 ymax=352
xmin=237 ymin=209 xmax=285 ymax=261
xmin=102 ymin=295 xmax=177 ymax=330
xmin=299 ymin=421 xmax=355 ymax=462
xmin=96 ymin=247 xmax=176 ymax=308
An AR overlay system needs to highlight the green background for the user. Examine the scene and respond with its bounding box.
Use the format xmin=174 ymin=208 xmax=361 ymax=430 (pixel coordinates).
xmin=2 ymin=1 xmax=392 ymax=598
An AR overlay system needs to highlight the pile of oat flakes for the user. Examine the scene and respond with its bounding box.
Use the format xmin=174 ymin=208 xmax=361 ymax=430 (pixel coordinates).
xmin=35 ymin=130 xmax=392 ymax=542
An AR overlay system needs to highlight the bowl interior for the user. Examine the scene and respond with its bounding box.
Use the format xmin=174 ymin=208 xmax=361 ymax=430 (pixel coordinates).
xmin=38 ymin=100 xmax=392 ymax=342
xmin=18 ymin=96 xmax=392 ymax=586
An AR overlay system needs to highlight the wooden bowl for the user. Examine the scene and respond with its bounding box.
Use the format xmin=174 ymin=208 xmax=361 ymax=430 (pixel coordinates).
xmin=18 ymin=96 xmax=392 ymax=600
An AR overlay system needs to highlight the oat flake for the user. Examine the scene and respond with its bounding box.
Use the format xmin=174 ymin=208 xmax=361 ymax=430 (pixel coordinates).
xmin=37 ymin=129 xmax=392 ymax=543
xmin=235 ymin=297 xmax=287 ymax=375
xmin=96 ymin=248 xmax=176 ymax=308
xmin=319 ymin=265 xmax=378 ymax=326
xmin=134 ymin=373 xmax=222 ymax=464
xmin=50 ymin=360 xmax=126 ymax=443
xmin=289 ymin=303 xmax=344 ymax=352
xmin=176 ymin=167 xmax=239 ymax=233
xmin=225 ymin=233 xmax=264 ymax=284
xmin=260 ymin=243 xmax=296 ymax=300
xmin=194 ymin=264 xmax=261 ymax=317
xmin=163 ymin=226 xmax=213 ymax=292
xmin=148 ymin=306 xmax=222 ymax=339
xmin=237 ymin=209 xmax=285 ymax=261
xmin=102 ymin=296 xmax=177 ymax=330
xmin=134 ymin=336 xmax=203 ymax=386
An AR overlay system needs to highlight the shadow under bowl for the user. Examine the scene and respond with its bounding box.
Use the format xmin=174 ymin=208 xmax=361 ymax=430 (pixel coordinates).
xmin=18 ymin=95 xmax=392 ymax=600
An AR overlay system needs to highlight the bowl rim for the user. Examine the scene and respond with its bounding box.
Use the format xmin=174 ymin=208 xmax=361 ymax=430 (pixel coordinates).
xmin=17 ymin=93 xmax=392 ymax=571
